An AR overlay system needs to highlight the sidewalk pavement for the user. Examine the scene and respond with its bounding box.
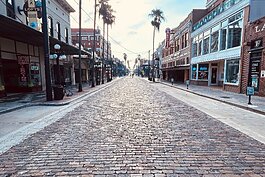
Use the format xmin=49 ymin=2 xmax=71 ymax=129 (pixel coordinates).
xmin=158 ymin=79 xmax=265 ymax=116
xmin=0 ymin=79 xmax=118 ymax=115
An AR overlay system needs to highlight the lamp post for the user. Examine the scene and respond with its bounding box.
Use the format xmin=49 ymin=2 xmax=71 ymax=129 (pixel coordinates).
xmin=51 ymin=44 xmax=66 ymax=100
xmin=78 ymin=0 xmax=83 ymax=91
xmin=54 ymin=44 xmax=61 ymax=85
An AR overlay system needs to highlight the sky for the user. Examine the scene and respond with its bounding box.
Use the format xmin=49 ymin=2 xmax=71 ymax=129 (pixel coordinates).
xmin=67 ymin=0 xmax=206 ymax=65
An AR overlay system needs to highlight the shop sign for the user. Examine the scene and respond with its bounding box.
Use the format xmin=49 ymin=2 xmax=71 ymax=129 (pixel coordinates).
xmin=261 ymin=70 xmax=265 ymax=78
xmin=17 ymin=55 xmax=30 ymax=65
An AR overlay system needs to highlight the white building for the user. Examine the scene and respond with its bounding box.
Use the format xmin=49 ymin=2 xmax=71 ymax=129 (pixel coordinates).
xmin=190 ymin=0 xmax=250 ymax=93
xmin=0 ymin=0 xmax=84 ymax=97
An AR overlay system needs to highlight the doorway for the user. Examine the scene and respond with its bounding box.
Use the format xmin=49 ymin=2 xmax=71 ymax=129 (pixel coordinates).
xmin=211 ymin=67 xmax=218 ymax=85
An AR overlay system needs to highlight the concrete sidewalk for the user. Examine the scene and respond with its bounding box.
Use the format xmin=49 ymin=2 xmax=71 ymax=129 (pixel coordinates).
xmin=0 ymin=78 xmax=119 ymax=115
xmin=158 ymin=79 xmax=265 ymax=115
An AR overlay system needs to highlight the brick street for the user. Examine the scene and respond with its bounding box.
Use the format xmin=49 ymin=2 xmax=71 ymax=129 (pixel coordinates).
xmin=0 ymin=78 xmax=265 ymax=176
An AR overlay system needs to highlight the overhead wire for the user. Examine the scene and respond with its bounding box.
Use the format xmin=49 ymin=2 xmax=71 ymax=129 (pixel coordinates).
xmin=70 ymin=0 xmax=149 ymax=56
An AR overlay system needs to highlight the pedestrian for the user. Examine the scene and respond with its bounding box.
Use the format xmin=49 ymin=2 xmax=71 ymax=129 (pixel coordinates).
xmin=171 ymin=77 xmax=174 ymax=85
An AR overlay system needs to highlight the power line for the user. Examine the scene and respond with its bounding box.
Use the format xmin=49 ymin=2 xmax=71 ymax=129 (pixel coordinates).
xmin=70 ymin=0 xmax=147 ymax=55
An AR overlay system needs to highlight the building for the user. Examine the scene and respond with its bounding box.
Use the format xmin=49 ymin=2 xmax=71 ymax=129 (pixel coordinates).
xmin=241 ymin=1 xmax=265 ymax=96
xmin=0 ymin=0 xmax=84 ymax=98
xmin=161 ymin=10 xmax=206 ymax=83
xmin=71 ymin=28 xmax=112 ymax=84
xmin=190 ymin=0 xmax=250 ymax=93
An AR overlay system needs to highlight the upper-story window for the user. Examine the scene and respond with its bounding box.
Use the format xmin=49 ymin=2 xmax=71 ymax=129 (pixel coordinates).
xmin=6 ymin=0 xmax=15 ymax=19
xmin=203 ymin=30 xmax=210 ymax=54
xmin=56 ymin=22 xmax=61 ymax=40
xmin=210 ymin=25 xmax=219 ymax=53
xmin=65 ymin=28 xmax=69 ymax=43
xmin=181 ymin=35 xmax=185 ymax=49
xmin=48 ymin=17 xmax=54 ymax=37
xmin=176 ymin=38 xmax=180 ymax=51
xmin=184 ymin=32 xmax=189 ymax=48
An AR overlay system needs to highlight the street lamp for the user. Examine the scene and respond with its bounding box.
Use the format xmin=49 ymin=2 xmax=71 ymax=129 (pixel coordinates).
xmin=52 ymin=43 xmax=65 ymax=100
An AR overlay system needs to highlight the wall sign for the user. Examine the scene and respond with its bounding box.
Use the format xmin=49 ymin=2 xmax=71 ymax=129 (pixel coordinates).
xmin=255 ymin=23 xmax=265 ymax=33
xmin=261 ymin=70 xmax=265 ymax=78
xmin=247 ymin=86 xmax=255 ymax=96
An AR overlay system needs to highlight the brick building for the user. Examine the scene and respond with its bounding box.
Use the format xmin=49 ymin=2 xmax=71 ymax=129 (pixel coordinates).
xmin=241 ymin=16 xmax=265 ymax=96
xmin=161 ymin=10 xmax=206 ymax=83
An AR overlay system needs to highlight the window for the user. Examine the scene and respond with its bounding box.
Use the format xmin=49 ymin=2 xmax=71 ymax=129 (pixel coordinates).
xmin=192 ymin=37 xmax=198 ymax=57
xmin=191 ymin=64 xmax=197 ymax=80
xmin=48 ymin=17 xmax=53 ymax=37
xmin=198 ymin=34 xmax=203 ymax=56
xmin=227 ymin=19 xmax=242 ymax=48
xmin=203 ymin=30 xmax=210 ymax=55
xmin=184 ymin=32 xmax=189 ymax=48
xmin=181 ymin=35 xmax=185 ymax=49
xmin=198 ymin=64 xmax=209 ymax=80
xmin=176 ymin=38 xmax=180 ymax=51
xmin=220 ymin=28 xmax=227 ymax=50
xmin=211 ymin=25 xmax=219 ymax=53
xmin=225 ymin=59 xmax=239 ymax=84
xmin=211 ymin=31 xmax=219 ymax=52
xmin=6 ymin=0 xmax=15 ymax=19
xmin=56 ymin=22 xmax=61 ymax=40
xmin=65 ymin=28 xmax=69 ymax=43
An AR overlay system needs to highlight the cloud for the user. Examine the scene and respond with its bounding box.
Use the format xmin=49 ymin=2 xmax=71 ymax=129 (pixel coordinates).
xmin=66 ymin=0 xmax=205 ymax=64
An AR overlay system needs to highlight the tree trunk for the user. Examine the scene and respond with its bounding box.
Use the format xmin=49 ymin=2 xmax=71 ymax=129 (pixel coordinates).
xmin=91 ymin=0 xmax=96 ymax=87
xmin=102 ymin=21 xmax=105 ymax=84
xmin=152 ymin=26 xmax=156 ymax=82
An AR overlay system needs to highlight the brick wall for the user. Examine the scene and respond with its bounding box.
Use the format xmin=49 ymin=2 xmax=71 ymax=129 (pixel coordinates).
xmin=241 ymin=15 xmax=265 ymax=96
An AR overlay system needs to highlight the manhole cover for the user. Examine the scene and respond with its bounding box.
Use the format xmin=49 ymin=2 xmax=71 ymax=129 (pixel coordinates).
xmin=220 ymin=96 xmax=230 ymax=99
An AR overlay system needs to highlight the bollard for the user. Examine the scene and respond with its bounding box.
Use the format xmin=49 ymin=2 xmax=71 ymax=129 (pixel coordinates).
xmin=186 ymin=80 xmax=190 ymax=89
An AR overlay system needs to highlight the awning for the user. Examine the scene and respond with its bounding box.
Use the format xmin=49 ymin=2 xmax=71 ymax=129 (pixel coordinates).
xmin=0 ymin=15 xmax=90 ymax=56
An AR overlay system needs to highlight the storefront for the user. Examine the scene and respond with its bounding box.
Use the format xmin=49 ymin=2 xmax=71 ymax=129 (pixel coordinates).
xmin=241 ymin=16 xmax=265 ymax=96
xmin=0 ymin=14 xmax=89 ymax=98
xmin=190 ymin=0 xmax=249 ymax=93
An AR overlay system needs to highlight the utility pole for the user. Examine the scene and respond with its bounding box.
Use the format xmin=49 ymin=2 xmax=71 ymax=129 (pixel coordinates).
xmin=91 ymin=0 xmax=96 ymax=87
xmin=42 ymin=0 xmax=53 ymax=101
xmin=78 ymin=0 xmax=83 ymax=92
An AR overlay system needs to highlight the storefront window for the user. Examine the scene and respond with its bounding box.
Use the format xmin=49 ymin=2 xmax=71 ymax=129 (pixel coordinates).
xmin=191 ymin=64 xmax=197 ymax=80
xmin=198 ymin=64 xmax=209 ymax=80
xmin=225 ymin=59 xmax=239 ymax=84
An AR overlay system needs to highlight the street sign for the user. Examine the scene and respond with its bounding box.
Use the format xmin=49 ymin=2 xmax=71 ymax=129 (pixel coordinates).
xmin=247 ymin=86 xmax=255 ymax=96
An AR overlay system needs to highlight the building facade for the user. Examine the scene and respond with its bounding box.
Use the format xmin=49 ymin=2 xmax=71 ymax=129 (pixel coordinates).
xmin=0 ymin=0 xmax=80 ymax=98
xmin=162 ymin=10 xmax=206 ymax=83
xmin=241 ymin=16 xmax=265 ymax=96
xmin=71 ymin=28 xmax=112 ymax=84
xmin=190 ymin=0 xmax=250 ymax=93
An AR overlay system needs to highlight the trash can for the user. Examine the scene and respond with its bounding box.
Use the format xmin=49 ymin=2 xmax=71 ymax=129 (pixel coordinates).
xmin=53 ymin=86 xmax=64 ymax=100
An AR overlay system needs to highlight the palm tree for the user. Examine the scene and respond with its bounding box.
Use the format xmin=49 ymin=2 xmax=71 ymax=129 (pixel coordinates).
xmin=105 ymin=7 xmax=115 ymax=81
xmin=149 ymin=9 xmax=165 ymax=82
xmin=99 ymin=0 xmax=109 ymax=84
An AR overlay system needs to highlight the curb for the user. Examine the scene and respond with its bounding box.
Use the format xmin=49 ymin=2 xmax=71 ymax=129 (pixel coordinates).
xmin=0 ymin=78 xmax=120 ymax=115
xmin=159 ymin=81 xmax=265 ymax=116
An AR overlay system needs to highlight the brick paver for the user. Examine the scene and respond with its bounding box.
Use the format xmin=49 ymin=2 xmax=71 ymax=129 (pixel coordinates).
xmin=0 ymin=78 xmax=265 ymax=176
